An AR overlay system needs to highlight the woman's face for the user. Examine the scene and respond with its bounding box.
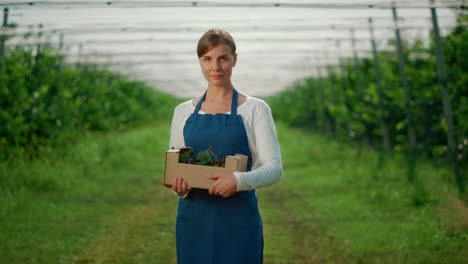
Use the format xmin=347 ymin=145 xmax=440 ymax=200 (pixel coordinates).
xmin=199 ymin=44 xmax=237 ymax=87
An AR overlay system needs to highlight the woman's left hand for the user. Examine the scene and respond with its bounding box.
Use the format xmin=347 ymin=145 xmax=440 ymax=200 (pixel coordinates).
xmin=207 ymin=172 xmax=238 ymax=198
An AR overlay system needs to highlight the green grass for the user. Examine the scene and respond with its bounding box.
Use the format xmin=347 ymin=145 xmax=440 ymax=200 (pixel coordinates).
xmin=0 ymin=121 xmax=466 ymax=263
xmin=0 ymin=122 xmax=177 ymax=263
xmin=264 ymin=122 xmax=468 ymax=264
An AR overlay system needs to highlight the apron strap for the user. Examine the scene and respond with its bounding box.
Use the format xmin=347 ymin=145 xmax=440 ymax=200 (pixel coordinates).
xmin=193 ymin=88 xmax=238 ymax=115
xmin=193 ymin=91 xmax=206 ymax=114
xmin=231 ymin=88 xmax=238 ymax=116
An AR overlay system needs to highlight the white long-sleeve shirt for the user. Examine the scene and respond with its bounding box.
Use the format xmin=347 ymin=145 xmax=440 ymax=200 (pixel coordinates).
xmin=169 ymin=93 xmax=283 ymax=192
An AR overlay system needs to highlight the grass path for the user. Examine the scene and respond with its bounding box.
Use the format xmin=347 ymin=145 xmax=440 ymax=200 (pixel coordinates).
xmin=70 ymin=176 xmax=346 ymax=264
xmin=60 ymin=123 xmax=352 ymax=264
xmin=259 ymin=183 xmax=349 ymax=264
xmin=1 ymin=122 xmax=467 ymax=263
xmin=74 ymin=184 xmax=177 ymax=264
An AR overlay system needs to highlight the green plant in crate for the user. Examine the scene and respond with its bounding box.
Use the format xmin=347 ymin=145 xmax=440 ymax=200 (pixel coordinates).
xmin=178 ymin=146 xmax=224 ymax=167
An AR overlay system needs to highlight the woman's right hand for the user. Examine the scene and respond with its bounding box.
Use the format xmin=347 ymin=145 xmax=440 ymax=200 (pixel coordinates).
xmin=171 ymin=177 xmax=191 ymax=195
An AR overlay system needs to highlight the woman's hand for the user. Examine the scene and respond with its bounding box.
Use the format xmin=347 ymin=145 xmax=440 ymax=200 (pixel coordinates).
xmin=170 ymin=177 xmax=191 ymax=195
xmin=207 ymin=172 xmax=238 ymax=198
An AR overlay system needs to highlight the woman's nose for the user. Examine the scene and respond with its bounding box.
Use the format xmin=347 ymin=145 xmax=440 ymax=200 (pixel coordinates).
xmin=212 ymin=60 xmax=221 ymax=70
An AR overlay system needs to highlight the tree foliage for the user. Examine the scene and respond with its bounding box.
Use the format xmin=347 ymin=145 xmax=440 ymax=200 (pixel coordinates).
xmin=268 ymin=18 xmax=467 ymax=166
xmin=0 ymin=46 xmax=178 ymax=160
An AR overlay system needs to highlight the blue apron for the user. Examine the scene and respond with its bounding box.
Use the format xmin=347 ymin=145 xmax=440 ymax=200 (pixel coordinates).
xmin=176 ymin=89 xmax=263 ymax=264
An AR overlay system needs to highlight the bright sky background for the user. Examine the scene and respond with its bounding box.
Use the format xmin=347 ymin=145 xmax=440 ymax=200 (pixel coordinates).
xmin=2 ymin=0 xmax=463 ymax=98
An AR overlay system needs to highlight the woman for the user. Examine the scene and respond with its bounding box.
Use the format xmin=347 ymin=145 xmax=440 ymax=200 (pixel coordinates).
xmin=168 ymin=28 xmax=282 ymax=264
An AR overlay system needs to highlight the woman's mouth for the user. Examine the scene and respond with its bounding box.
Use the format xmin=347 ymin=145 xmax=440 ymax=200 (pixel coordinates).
xmin=211 ymin=75 xmax=223 ymax=79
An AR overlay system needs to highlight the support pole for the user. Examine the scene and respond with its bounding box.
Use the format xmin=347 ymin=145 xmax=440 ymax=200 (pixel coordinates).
xmin=336 ymin=40 xmax=352 ymax=140
xmin=324 ymin=56 xmax=339 ymax=137
xmin=369 ymin=18 xmax=391 ymax=154
xmin=430 ymin=1 xmax=463 ymax=194
xmin=77 ymin=43 xmax=83 ymax=68
xmin=34 ymin=24 xmax=43 ymax=69
xmin=55 ymin=34 xmax=64 ymax=83
xmin=2 ymin=7 xmax=7 ymax=26
xmin=0 ymin=7 xmax=8 ymax=72
xmin=350 ymin=28 xmax=363 ymax=98
xmin=316 ymin=56 xmax=332 ymax=136
xmin=323 ymin=51 xmax=340 ymax=137
xmin=308 ymin=76 xmax=321 ymax=132
xmin=350 ymin=28 xmax=371 ymax=148
xmin=58 ymin=33 xmax=64 ymax=51
xmin=392 ymin=6 xmax=417 ymax=182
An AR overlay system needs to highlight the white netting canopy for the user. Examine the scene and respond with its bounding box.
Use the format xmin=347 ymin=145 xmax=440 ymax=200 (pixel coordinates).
xmin=0 ymin=0 xmax=464 ymax=97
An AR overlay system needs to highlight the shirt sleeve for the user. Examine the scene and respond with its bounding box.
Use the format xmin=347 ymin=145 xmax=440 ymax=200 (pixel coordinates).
xmin=169 ymin=105 xmax=186 ymax=150
xmin=233 ymin=104 xmax=283 ymax=191
xmin=168 ymin=105 xmax=190 ymax=198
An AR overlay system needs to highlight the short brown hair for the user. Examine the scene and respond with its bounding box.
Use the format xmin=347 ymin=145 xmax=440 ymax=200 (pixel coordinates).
xmin=197 ymin=28 xmax=236 ymax=57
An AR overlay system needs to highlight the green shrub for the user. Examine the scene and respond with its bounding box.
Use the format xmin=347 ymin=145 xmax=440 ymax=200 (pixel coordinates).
xmin=0 ymin=46 xmax=179 ymax=160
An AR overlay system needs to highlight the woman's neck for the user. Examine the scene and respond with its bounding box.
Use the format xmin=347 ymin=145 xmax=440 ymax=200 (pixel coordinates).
xmin=205 ymin=84 xmax=234 ymax=103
